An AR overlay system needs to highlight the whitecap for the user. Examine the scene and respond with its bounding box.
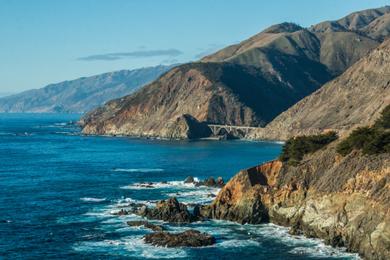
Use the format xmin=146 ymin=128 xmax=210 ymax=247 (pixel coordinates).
xmin=218 ymin=239 xmax=261 ymax=248
xmin=0 ymin=132 xmax=16 ymax=136
xmin=120 ymin=180 xmax=197 ymax=190
xmin=112 ymin=168 xmax=164 ymax=173
xmin=80 ymin=197 xmax=107 ymax=202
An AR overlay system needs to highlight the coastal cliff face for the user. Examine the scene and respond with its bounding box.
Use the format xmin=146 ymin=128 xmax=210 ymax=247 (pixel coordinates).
xmin=201 ymin=144 xmax=390 ymax=259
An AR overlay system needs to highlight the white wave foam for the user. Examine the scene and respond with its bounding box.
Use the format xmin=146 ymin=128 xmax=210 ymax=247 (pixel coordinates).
xmin=80 ymin=197 xmax=106 ymax=202
xmin=55 ymin=122 xmax=68 ymax=126
xmin=248 ymin=223 xmax=359 ymax=259
xmin=73 ymin=236 xmax=188 ymax=259
xmin=114 ymin=197 xmax=156 ymax=207
xmin=112 ymin=168 xmax=164 ymax=173
xmin=167 ymin=188 xmax=220 ymax=204
xmin=289 ymin=245 xmax=360 ymax=259
xmin=0 ymin=132 xmax=16 ymax=136
xmin=121 ymin=180 xmax=193 ymax=190
xmin=219 ymin=239 xmax=261 ymax=248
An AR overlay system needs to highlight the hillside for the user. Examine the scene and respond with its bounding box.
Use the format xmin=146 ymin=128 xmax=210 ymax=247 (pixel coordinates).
xmin=0 ymin=65 xmax=174 ymax=113
xmin=81 ymin=6 xmax=390 ymax=139
xmin=249 ymin=38 xmax=390 ymax=140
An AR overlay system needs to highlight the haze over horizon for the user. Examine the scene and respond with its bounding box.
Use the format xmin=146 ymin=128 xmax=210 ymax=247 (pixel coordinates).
xmin=1 ymin=0 xmax=389 ymax=93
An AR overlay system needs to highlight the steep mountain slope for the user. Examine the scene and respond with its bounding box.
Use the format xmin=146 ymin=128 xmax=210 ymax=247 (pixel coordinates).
xmin=249 ymin=38 xmax=390 ymax=140
xmin=82 ymin=6 xmax=390 ymax=139
xmin=81 ymin=62 xmax=330 ymax=138
xmin=0 ymin=65 xmax=174 ymax=113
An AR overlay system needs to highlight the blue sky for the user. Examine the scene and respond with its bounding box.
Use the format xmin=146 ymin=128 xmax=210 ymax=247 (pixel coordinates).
xmin=1 ymin=0 xmax=389 ymax=93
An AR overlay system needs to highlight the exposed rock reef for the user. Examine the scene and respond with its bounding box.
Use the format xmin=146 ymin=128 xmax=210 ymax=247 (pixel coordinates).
xmin=201 ymin=143 xmax=390 ymax=259
xmin=0 ymin=65 xmax=174 ymax=113
xmin=81 ymin=7 xmax=390 ymax=139
xmin=249 ymin=38 xmax=390 ymax=140
xmin=134 ymin=197 xmax=200 ymax=223
xmin=144 ymin=230 xmax=216 ymax=247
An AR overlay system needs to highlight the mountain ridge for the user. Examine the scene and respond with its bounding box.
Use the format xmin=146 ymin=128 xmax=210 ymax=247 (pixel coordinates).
xmin=81 ymin=6 xmax=390 ymax=139
xmin=0 ymin=65 xmax=175 ymax=113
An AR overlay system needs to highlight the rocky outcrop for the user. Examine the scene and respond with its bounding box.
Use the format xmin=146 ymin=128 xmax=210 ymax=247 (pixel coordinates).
xmin=201 ymin=143 xmax=390 ymax=259
xmin=164 ymin=114 xmax=212 ymax=139
xmin=138 ymin=197 xmax=197 ymax=223
xmin=144 ymin=230 xmax=216 ymax=247
xmin=249 ymin=38 xmax=390 ymax=141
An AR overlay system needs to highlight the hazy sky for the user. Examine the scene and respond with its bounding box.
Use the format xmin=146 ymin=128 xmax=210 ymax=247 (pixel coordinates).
xmin=1 ymin=0 xmax=389 ymax=93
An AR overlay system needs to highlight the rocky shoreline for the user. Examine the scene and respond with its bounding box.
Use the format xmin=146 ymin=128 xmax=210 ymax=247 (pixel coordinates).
xmin=200 ymin=148 xmax=389 ymax=259
xmin=112 ymin=142 xmax=389 ymax=259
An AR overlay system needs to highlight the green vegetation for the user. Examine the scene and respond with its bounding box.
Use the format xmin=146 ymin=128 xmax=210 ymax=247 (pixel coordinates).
xmin=279 ymin=132 xmax=338 ymax=165
xmin=336 ymin=105 xmax=390 ymax=156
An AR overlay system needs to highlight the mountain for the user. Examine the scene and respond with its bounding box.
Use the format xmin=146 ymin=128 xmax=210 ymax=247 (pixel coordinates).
xmin=0 ymin=65 xmax=174 ymax=113
xmin=249 ymin=38 xmax=390 ymax=140
xmin=81 ymin=62 xmax=330 ymax=138
xmin=81 ymin=6 xmax=390 ymax=139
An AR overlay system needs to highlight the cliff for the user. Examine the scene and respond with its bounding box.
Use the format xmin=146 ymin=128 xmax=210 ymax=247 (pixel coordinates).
xmin=201 ymin=133 xmax=390 ymax=259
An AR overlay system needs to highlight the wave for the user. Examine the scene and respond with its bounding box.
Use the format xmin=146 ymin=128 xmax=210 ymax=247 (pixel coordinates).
xmin=120 ymin=178 xmax=203 ymax=190
xmin=112 ymin=168 xmax=164 ymax=173
xmin=73 ymin=236 xmax=188 ymax=259
xmin=218 ymin=239 xmax=261 ymax=248
xmin=0 ymin=132 xmax=16 ymax=136
xmin=166 ymin=188 xmax=220 ymax=204
xmin=80 ymin=197 xmax=106 ymax=202
xmin=249 ymin=223 xmax=359 ymax=259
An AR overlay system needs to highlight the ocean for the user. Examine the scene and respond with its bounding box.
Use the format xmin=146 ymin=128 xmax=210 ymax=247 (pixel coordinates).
xmin=0 ymin=114 xmax=359 ymax=259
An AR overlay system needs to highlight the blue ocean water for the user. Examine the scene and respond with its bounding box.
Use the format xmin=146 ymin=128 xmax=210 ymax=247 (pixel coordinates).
xmin=0 ymin=114 xmax=359 ymax=259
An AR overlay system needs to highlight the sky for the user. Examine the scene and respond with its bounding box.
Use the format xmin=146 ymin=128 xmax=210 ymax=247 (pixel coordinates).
xmin=1 ymin=0 xmax=389 ymax=93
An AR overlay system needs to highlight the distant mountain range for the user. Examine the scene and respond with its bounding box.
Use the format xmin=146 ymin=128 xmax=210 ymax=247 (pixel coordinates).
xmin=81 ymin=6 xmax=390 ymax=139
xmin=0 ymin=65 xmax=175 ymax=113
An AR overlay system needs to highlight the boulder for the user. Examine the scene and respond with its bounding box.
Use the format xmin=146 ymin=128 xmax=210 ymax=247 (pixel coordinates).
xmin=216 ymin=177 xmax=224 ymax=187
xmin=204 ymin=177 xmax=216 ymax=187
xmin=144 ymin=230 xmax=216 ymax=247
xmin=184 ymin=176 xmax=195 ymax=183
xmin=140 ymin=197 xmax=196 ymax=223
xmin=113 ymin=209 xmax=129 ymax=216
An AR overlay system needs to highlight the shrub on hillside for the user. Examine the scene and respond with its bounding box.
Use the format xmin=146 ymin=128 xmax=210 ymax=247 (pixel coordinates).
xmin=279 ymin=132 xmax=338 ymax=165
xmin=337 ymin=105 xmax=390 ymax=156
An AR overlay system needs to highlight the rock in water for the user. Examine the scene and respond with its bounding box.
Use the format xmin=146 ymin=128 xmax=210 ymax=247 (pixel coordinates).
xmin=127 ymin=221 xmax=164 ymax=232
xmin=112 ymin=209 xmax=129 ymax=216
xmin=216 ymin=177 xmax=224 ymax=187
xmin=140 ymin=197 xmax=195 ymax=223
xmin=203 ymin=177 xmax=216 ymax=187
xmin=144 ymin=230 xmax=216 ymax=247
xmin=184 ymin=176 xmax=195 ymax=183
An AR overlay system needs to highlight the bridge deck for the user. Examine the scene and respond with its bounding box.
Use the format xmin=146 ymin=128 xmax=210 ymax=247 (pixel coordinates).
xmin=207 ymin=124 xmax=260 ymax=130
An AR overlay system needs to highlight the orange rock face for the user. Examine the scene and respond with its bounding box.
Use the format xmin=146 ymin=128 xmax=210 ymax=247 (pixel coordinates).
xmin=202 ymin=143 xmax=390 ymax=259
